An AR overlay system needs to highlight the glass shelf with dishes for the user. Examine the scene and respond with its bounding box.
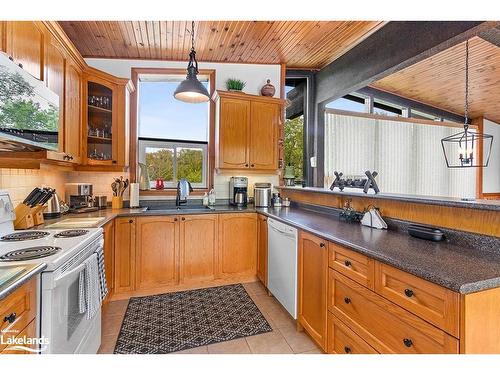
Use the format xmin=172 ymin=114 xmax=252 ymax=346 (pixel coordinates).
xmin=86 ymin=82 xmax=114 ymax=162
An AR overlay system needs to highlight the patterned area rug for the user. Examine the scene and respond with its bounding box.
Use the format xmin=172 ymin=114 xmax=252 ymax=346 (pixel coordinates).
xmin=114 ymin=284 xmax=272 ymax=354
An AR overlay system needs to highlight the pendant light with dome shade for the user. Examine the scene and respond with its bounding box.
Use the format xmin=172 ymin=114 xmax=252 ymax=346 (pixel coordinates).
xmin=441 ymin=39 xmax=493 ymax=168
xmin=174 ymin=21 xmax=210 ymax=103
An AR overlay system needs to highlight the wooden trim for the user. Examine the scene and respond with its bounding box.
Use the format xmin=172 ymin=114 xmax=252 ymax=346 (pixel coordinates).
xmin=473 ymin=117 xmax=485 ymax=199
xmin=325 ymin=108 xmax=471 ymax=129
xmin=482 ymin=193 xmax=500 ymax=200
xmin=42 ymin=21 xmax=86 ymax=70
xmin=280 ymin=63 xmax=286 ymax=100
xmin=280 ymin=189 xmax=500 ymax=237
xmin=129 ymin=67 xmax=216 ymax=192
xmin=212 ymin=90 xmax=286 ymax=105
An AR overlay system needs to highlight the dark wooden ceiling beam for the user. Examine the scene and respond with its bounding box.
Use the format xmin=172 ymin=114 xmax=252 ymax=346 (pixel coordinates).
xmin=315 ymin=21 xmax=498 ymax=105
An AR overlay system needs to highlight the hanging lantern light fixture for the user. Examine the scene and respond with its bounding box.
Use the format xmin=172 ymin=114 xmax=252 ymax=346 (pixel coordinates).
xmin=174 ymin=21 xmax=210 ymax=103
xmin=441 ymin=39 xmax=493 ymax=168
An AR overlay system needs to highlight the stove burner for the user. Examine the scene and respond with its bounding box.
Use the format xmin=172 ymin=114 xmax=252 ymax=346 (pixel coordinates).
xmin=0 ymin=231 xmax=50 ymax=242
xmin=54 ymin=230 xmax=89 ymax=238
xmin=0 ymin=246 xmax=61 ymax=261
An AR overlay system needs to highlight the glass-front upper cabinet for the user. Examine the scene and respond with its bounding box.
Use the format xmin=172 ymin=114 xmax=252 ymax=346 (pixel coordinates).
xmin=82 ymin=71 xmax=132 ymax=170
xmin=87 ymin=81 xmax=114 ymax=162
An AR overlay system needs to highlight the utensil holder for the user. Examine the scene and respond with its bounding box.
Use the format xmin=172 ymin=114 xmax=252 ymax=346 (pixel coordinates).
xmin=112 ymin=196 xmax=123 ymax=209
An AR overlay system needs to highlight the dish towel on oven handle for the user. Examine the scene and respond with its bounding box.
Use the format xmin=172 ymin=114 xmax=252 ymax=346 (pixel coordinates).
xmin=78 ymin=248 xmax=108 ymax=320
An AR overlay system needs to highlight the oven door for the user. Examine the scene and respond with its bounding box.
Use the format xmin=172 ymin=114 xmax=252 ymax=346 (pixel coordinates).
xmin=41 ymin=239 xmax=103 ymax=354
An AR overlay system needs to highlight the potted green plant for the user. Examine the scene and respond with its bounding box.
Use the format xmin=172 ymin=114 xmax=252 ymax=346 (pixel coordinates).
xmin=226 ymin=78 xmax=246 ymax=92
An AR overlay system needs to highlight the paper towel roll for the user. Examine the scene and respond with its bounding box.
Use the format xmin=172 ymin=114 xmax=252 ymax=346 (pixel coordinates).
xmin=130 ymin=183 xmax=140 ymax=208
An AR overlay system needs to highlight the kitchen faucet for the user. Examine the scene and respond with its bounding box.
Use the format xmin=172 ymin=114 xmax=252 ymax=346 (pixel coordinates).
xmin=176 ymin=178 xmax=193 ymax=206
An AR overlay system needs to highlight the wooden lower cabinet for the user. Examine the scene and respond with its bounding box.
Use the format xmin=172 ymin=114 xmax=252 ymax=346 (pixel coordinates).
xmin=329 ymin=270 xmax=459 ymax=354
xmin=135 ymin=216 xmax=179 ymax=290
xmin=179 ymin=214 xmax=218 ymax=284
xmin=298 ymin=230 xmax=329 ymax=351
xmin=327 ymin=313 xmax=378 ymax=354
xmin=0 ymin=278 xmax=37 ymax=354
xmin=256 ymin=214 xmax=268 ymax=286
xmin=102 ymin=220 xmax=114 ymax=302
xmin=218 ymin=213 xmax=257 ymax=279
xmin=114 ymin=217 xmax=136 ymax=293
xmin=1 ymin=319 xmax=37 ymax=354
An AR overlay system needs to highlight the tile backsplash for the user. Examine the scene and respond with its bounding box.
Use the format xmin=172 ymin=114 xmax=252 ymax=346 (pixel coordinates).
xmin=0 ymin=166 xmax=277 ymax=206
xmin=0 ymin=167 xmax=67 ymax=206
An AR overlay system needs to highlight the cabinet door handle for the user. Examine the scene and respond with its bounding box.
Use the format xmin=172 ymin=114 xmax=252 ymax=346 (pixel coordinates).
xmin=181 ymin=217 xmax=185 ymax=221
xmin=112 ymin=160 xmax=117 ymax=164
xmin=344 ymin=346 xmax=352 ymax=354
xmin=344 ymin=297 xmax=351 ymax=304
xmin=245 ymin=164 xmax=249 ymax=167
xmin=251 ymin=164 xmax=255 ymax=168
xmin=3 ymin=312 xmax=16 ymax=324
xmin=404 ymin=288 xmax=414 ymax=297
xmin=403 ymin=338 xmax=413 ymax=348
xmin=128 ymin=219 xmax=133 ymax=224
xmin=319 ymin=243 xmax=325 ymax=248
xmin=174 ymin=218 xmax=178 ymax=222
xmin=344 ymin=260 xmax=352 ymax=267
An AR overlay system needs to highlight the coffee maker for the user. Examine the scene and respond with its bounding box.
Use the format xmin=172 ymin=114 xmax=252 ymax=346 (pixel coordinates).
xmin=65 ymin=183 xmax=98 ymax=213
xmin=229 ymin=177 xmax=248 ymax=207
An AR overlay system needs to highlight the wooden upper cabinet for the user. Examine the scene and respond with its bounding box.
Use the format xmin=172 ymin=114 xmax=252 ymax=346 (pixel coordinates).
xmin=256 ymin=214 xmax=268 ymax=286
xmin=249 ymin=101 xmax=279 ymax=170
xmin=298 ymin=230 xmax=328 ymax=351
xmin=215 ymin=91 xmax=284 ymax=171
xmin=179 ymin=214 xmax=218 ymax=284
xmin=218 ymin=97 xmax=250 ymax=168
xmin=80 ymin=69 xmax=132 ymax=170
xmin=64 ymin=59 xmax=82 ymax=163
xmin=114 ymin=217 xmax=136 ymax=293
xmin=135 ymin=216 xmax=179 ymax=290
xmin=5 ymin=22 xmax=45 ymax=80
xmin=45 ymin=37 xmax=66 ymax=153
xmin=218 ymin=213 xmax=257 ymax=279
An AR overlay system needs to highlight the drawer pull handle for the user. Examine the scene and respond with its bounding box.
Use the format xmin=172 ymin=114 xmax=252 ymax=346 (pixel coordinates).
xmin=403 ymin=338 xmax=413 ymax=348
xmin=128 ymin=219 xmax=133 ymax=224
xmin=344 ymin=260 xmax=352 ymax=267
xmin=344 ymin=346 xmax=352 ymax=354
xmin=3 ymin=312 xmax=16 ymax=324
xmin=320 ymin=243 xmax=325 ymax=248
xmin=344 ymin=297 xmax=351 ymax=304
xmin=404 ymin=289 xmax=414 ymax=297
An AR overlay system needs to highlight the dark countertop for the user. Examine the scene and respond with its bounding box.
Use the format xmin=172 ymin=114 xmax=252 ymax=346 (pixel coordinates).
xmin=260 ymin=206 xmax=500 ymax=294
xmin=37 ymin=202 xmax=500 ymax=294
xmin=279 ymin=186 xmax=500 ymax=212
xmin=0 ymin=263 xmax=46 ymax=300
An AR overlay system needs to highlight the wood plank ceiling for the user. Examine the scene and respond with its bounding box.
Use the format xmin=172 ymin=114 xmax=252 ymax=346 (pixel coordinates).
xmin=58 ymin=21 xmax=385 ymax=69
xmin=371 ymin=36 xmax=500 ymax=123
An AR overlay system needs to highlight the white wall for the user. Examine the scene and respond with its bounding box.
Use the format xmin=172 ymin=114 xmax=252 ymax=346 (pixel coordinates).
xmin=85 ymin=58 xmax=281 ymax=98
xmin=483 ymin=119 xmax=500 ymax=193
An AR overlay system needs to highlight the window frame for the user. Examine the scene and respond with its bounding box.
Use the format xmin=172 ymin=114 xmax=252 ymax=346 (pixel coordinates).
xmin=130 ymin=67 xmax=216 ymax=195
xmin=138 ymin=138 xmax=208 ymax=189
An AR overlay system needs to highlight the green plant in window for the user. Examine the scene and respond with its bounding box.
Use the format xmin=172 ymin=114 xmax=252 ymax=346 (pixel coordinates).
xmin=145 ymin=148 xmax=174 ymax=182
xmin=225 ymin=78 xmax=246 ymax=91
xmin=284 ymin=116 xmax=304 ymax=180
xmin=177 ymin=148 xmax=203 ymax=183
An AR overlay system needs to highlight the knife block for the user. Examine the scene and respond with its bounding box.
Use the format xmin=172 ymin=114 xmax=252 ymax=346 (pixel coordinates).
xmin=31 ymin=206 xmax=45 ymax=226
xmin=14 ymin=203 xmax=35 ymax=229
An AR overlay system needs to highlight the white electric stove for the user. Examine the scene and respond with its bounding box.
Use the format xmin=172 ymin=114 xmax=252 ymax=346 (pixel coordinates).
xmin=0 ymin=190 xmax=104 ymax=354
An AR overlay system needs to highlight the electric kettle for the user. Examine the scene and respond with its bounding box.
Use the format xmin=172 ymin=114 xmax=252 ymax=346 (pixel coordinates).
xmin=43 ymin=193 xmax=63 ymax=219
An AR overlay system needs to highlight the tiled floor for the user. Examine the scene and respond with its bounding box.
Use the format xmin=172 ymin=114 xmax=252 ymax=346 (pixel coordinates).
xmin=98 ymin=281 xmax=323 ymax=354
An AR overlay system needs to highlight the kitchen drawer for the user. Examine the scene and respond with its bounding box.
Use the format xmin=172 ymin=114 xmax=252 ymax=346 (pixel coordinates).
xmin=329 ymin=242 xmax=374 ymax=289
xmin=1 ymin=318 xmax=36 ymax=354
xmin=327 ymin=313 xmax=378 ymax=354
xmin=329 ymin=270 xmax=459 ymax=354
xmin=0 ymin=278 xmax=37 ymax=352
xmin=374 ymin=262 xmax=460 ymax=337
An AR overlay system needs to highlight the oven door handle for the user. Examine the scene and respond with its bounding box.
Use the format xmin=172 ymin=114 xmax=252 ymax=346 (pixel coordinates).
xmin=53 ymin=262 xmax=87 ymax=287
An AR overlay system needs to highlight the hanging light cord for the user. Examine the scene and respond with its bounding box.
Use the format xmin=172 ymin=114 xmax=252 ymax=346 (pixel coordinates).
xmin=464 ymin=39 xmax=469 ymax=132
xmin=191 ymin=21 xmax=196 ymax=52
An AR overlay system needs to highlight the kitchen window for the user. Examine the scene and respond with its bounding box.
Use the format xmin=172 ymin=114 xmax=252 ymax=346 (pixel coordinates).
xmin=137 ymin=71 xmax=214 ymax=189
